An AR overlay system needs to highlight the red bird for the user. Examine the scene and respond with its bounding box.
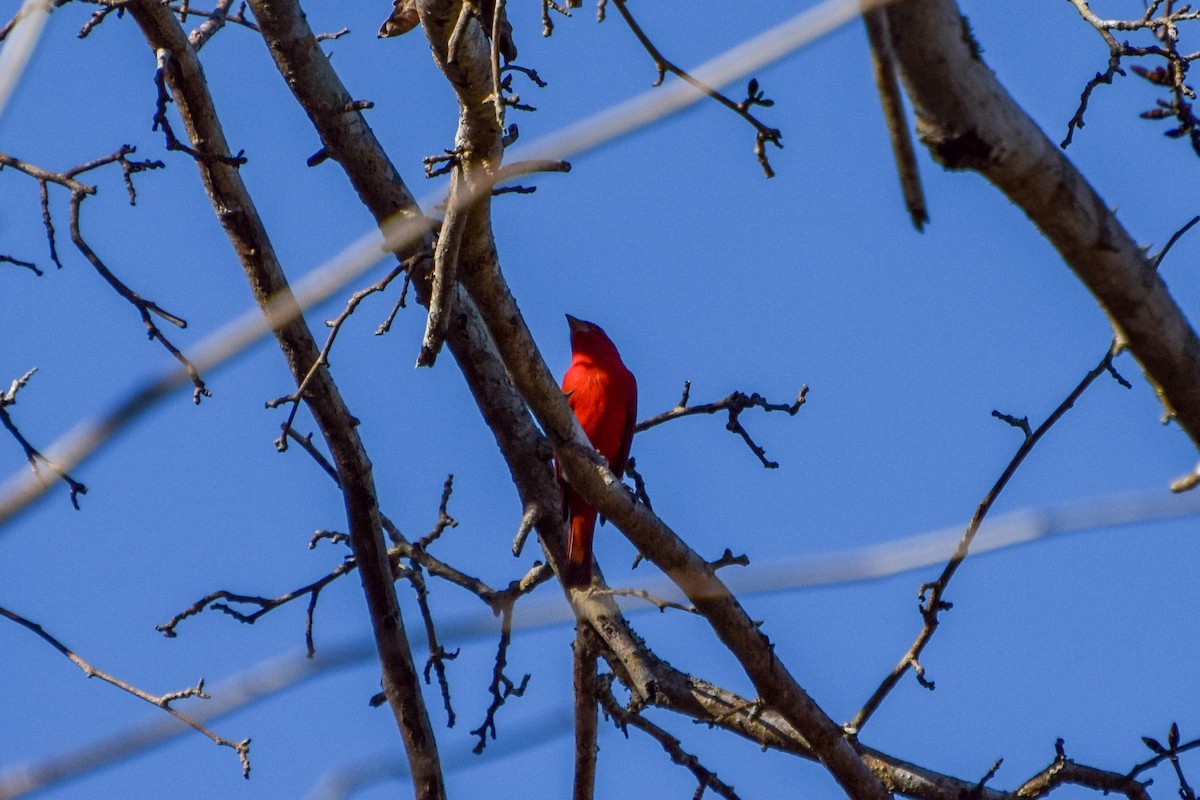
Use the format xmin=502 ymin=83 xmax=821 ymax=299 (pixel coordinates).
xmin=558 ymin=315 xmax=638 ymax=589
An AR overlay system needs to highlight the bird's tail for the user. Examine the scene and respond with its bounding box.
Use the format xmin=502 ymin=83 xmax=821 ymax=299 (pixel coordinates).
xmin=563 ymin=508 xmax=598 ymax=589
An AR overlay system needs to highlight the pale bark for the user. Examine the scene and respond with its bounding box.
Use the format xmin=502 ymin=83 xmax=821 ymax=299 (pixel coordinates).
xmin=126 ymin=4 xmax=445 ymax=797
xmin=887 ymin=0 xmax=1200 ymax=451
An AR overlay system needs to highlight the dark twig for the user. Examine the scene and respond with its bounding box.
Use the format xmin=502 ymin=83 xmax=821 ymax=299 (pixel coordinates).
xmin=284 ymin=428 xmax=341 ymax=484
xmin=0 ymin=148 xmax=208 ymax=402
xmin=573 ymin=624 xmax=599 ymax=800
xmin=404 ymin=474 xmax=463 ymax=726
xmin=156 ymin=561 xmax=357 ymax=657
xmin=423 ymin=148 xmax=463 ymax=178
xmin=287 ymin=434 xmax=551 ymax=613
xmin=636 ymin=383 xmax=807 ymax=469
xmin=417 ymin=475 xmax=458 ymax=549
xmin=624 ymin=457 xmax=653 ymax=511
xmin=470 ymin=602 xmax=530 ymax=753
xmin=596 ymin=673 xmax=743 ymax=800
xmin=157 ymin=477 xmax=529 ymax=660
xmin=0 ymin=604 xmax=251 ymax=777
xmin=975 ymin=758 xmax=1003 ymax=791
xmin=267 ymin=263 xmax=407 ymax=450
xmin=1153 ymin=215 xmax=1200 ymax=269
xmin=1132 ymin=723 xmax=1198 ymax=799
xmin=708 ymin=548 xmax=749 ymax=571
xmin=862 ymin=8 xmax=927 ymax=230
xmin=68 ymin=196 xmax=209 ymax=403
xmin=0 ymin=368 xmax=88 ymax=508
xmin=848 ymin=342 xmax=1129 ymax=733
xmin=407 ymin=558 xmax=460 ymax=727
xmin=540 ymin=0 xmax=571 ymax=37
xmin=152 ymin=50 xmax=248 ymax=165
xmin=608 ymin=0 xmax=781 ymax=177
xmin=76 ymin=4 xmax=128 ymax=40
xmin=490 ymin=159 xmax=571 ymax=197
xmin=376 ymin=255 xmax=424 ymax=335
xmin=0 ymin=254 xmax=42 ymax=275
xmin=502 ymin=63 xmax=547 ymax=87
xmin=1064 ymin=1 xmax=1200 ymax=155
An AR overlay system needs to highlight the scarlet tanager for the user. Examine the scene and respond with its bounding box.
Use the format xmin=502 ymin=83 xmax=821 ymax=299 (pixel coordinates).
xmin=558 ymin=315 xmax=638 ymax=588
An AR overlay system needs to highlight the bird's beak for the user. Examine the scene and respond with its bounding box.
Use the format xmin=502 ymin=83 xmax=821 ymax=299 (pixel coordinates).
xmin=565 ymin=314 xmax=588 ymax=333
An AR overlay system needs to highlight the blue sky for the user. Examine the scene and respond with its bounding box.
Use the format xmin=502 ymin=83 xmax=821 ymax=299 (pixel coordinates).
xmin=2 ymin=1 xmax=1199 ymax=798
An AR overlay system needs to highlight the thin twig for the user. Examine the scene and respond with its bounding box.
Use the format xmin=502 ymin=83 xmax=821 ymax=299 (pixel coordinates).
xmin=0 ymin=254 xmax=42 ymax=275
xmin=266 ymin=263 xmax=407 ymax=450
xmin=0 ymin=604 xmax=251 ymax=777
xmin=0 ymin=147 xmax=208 ymax=402
xmin=595 ymin=673 xmax=743 ymax=800
xmin=848 ymin=341 xmax=1129 ymax=733
xmin=1064 ymin=0 xmax=1200 ymax=155
xmin=595 ymin=586 xmax=698 ymax=614
xmin=636 ymin=384 xmax=807 ymax=469
xmin=0 ymin=368 xmax=88 ymax=508
xmin=609 ymin=0 xmax=782 ymax=177
xmin=469 ymin=602 xmax=530 ymax=753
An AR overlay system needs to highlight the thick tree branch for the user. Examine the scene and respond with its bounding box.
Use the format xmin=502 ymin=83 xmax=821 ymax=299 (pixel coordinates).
xmin=413 ymin=2 xmax=887 ymax=797
xmin=230 ymin=4 xmax=1101 ymax=799
xmin=885 ymin=0 xmax=1200 ymax=458
xmin=122 ymin=4 xmax=445 ymax=797
xmin=573 ymin=626 xmax=599 ymax=800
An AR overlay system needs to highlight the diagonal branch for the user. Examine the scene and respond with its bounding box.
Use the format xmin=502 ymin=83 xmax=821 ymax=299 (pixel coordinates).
xmin=0 ymin=368 xmax=88 ymax=508
xmin=861 ymin=7 xmax=927 ymax=229
xmin=885 ymin=0 xmax=1200 ymax=457
xmin=413 ymin=2 xmax=888 ymax=797
xmin=849 ymin=342 xmax=1127 ymax=732
xmin=595 ymin=673 xmax=743 ymax=800
xmin=608 ymin=0 xmax=782 ymax=177
xmin=0 ymin=147 xmax=208 ymax=401
xmin=0 ymin=604 xmax=250 ymax=777
xmin=123 ymin=3 xmax=445 ymax=796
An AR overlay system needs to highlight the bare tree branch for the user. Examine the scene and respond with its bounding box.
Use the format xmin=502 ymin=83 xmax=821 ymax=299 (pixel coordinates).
xmin=0 ymin=147 xmax=209 ymax=401
xmin=0 ymin=254 xmax=42 ymax=275
xmin=885 ymin=0 xmax=1200 ymax=456
xmin=636 ymin=383 xmax=808 ymax=468
xmin=0 ymin=369 xmax=87 ymax=508
xmin=849 ymin=341 xmax=1127 ymax=732
xmin=124 ymin=3 xmax=445 ymax=795
xmin=572 ymin=627 xmax=599 ymax=800
xmin=0 ymin=604 xmax=250 ymax=778
xmin=608 ymin=0 xmax=782 ymax=177
xmin=596 ymin=673 xmax=743 ymax=800
xmin=413 ymin=1 xmax=889 ymax=796
xmin=861 ymin=7 xmax=927 ymax=229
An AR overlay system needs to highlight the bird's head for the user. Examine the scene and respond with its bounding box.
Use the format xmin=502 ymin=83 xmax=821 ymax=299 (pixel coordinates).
xmin=566 ymin=314 xmax=623 ymax=362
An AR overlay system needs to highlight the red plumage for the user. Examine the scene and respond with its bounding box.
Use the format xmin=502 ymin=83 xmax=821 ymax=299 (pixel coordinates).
xmin=558 ymin=315 xmax=638 ymax=589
